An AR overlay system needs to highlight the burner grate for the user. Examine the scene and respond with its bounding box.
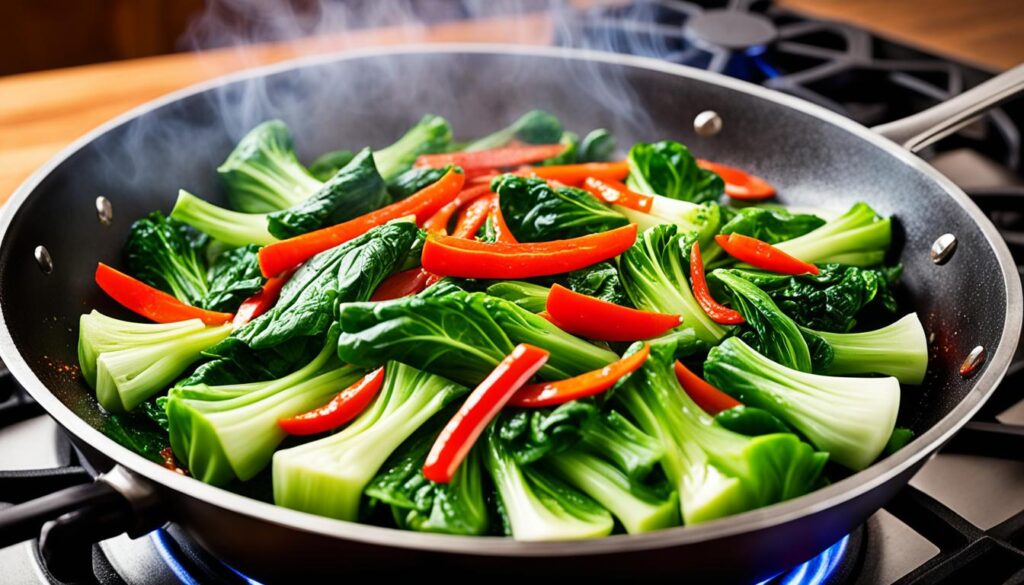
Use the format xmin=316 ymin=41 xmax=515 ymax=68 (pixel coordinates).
xmin=555 ymin=0 xmax=1020 ymax=169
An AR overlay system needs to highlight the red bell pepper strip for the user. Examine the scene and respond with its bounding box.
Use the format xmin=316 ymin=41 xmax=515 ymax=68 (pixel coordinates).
xmin=581 ymin=177 xmax=654 ymax=212
xmin=415 ymin=144 xmax=566 ymax=171
xmin=423 ymin=344 xmax=549 ymax=483
xmin=452 ymin=193 xmax=496 ymax=239
xmin=232 ymin=269 xmax=293 ymax=327
xmin=422 ymin=184 xmax=492 ymax=234
xmin=258 ymin=169 xmax=465 ymax=277
xmin=545 ymin=284 xmax=681 ymax=341
xmin=490 ymin=200 xmax=519 ymax=243
xmin=519 ymin=161 xmax=630 ymax=185
xmin=715 ymin=233 xmax=820 ymax=276
xmin=697 ymin=159 xmax=775 ymax=200
xmin=421 ymin=224 xmax=637 ymax=279
xmin=278 ymin=367 xmax=386 ymax=435
xmin=370 ymin=268 xmax=433 ymax=302
xmin=509 ymin=343 xmax=650 ymax=408
xmin=674 ymin=360 xmax=741 ymax=415
xmin=689 ymin=242 xmax=744 ymax=325
xmin=95 ymin=263 xmax=232 ymax=325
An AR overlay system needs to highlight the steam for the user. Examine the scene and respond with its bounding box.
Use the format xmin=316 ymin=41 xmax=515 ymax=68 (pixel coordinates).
xmin=96 ymin=1 xmax=676 ymax=208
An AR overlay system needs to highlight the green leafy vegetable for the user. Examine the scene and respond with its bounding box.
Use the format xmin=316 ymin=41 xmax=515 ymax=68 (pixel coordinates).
xmin=166 ymin=328 xmax=361 ymax=485
xmin=485 ymin=281 xmax=550 ymax=313
xmin=714 ymin=263 xmax=900 ymax=332
xmin=704 ymin=337 xmax=899 ymax=470
xmin=386 ymin=165 xmax=458 ymax=200
xmin=715 ymin=270 xmax=812 ymax=372
xmin=619 ymin=224 xmax=727 ymax=344
xmin=366 ymin=412 xmax=489 ymax=535
xmin=124 ymin=213 xmax=264 ymax=311
xmin=485 ymin=415 xmax=613 ymax=540
xmin=203 ymin=245 xmax=265 ymax=312
xmin=266 ymin=148 xmax=390 ymax=239
xmin=774 ymin=202 xmax=891 ymax=266
xmin=498 ymin=401 xmax=598 ymax=465
xmin=543 ymin=445 xmax=678 ymax=534
xmin=714 ymin=406 xmax=791 ymax=437
xmin=802 ymin=313 xmax=929 ymax=384
xmin=208 ymin=220 xmax=419 ymax=369
xmin=273 ymin=362 xmax=468 ymax=520
xmin=78 ymin=311 xmax=232 ymax=413
xmin=493 ymin=175 xmax=628 ymax=242
xmin=373 ymin=114 xmax=453 ymax=180
xmin=718 ymin=207 xmax=826 ymax=244
xmin=883 ymin=428 xmax=914 ymax=456
xmin=626 ymin=140 xmax=723 ymax=204
xmin=337 ymin=289 xmax=617 ymax=386
xmin=566 ymin=261 xmax=631 ymax=307
xmin=308 ymin=149 xmax=356 ymax=182
xmin=578 ymin=129 xmax=615 ymax=163
xmin=615 ymin=339 xmax=828 ymax=524
xmin=463 ymin=110 xmax=564 ymax=151
xmin=124 ymin=211 xmax=211 ymax=307
xmin=217 ymin=120 xmax=321 ymax=213
xmin=578 ymin=410 xmax=664 ymax=481
xmin=170 ymin=189 xmax=277 ymax=248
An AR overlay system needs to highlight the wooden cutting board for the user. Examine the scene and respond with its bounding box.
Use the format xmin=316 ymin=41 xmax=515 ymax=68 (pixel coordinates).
xmin=1 ymin=2 xmax=1021 ymax=201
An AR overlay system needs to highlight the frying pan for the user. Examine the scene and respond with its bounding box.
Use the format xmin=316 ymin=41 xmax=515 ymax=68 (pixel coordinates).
xmin=0 ymin=45 xmax=1021 ymax=583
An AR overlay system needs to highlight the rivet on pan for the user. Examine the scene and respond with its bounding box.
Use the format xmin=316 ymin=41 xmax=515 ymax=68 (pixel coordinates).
xmin=95 ymin=196 xmax=113 ymax=225
xmin=930 ymin=233 xmax=957 ymax=265
xmin=693 ymin=110 xmax=723 ymax=137
xmin=960 ymin=345 xmax=985 ymax=377
xmin=34 ymin=245 xmax=53 ymax=274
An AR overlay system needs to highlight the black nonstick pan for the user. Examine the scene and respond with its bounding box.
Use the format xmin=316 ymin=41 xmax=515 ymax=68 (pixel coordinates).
xmin=0 ymin=45 xmax=1021 ymax=583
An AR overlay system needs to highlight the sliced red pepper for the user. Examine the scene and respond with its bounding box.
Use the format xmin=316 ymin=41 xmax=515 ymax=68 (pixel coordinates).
xmin=278 ymin=367 xmax=386 ymax=435
xmin=422 ymin=184 xmax=492 ymax=235
xmin=509 ymin=343 xmax=649 ymax=408
xmin=421 ymin=224 xmax=637 ymax=279
xmin=452 ymin=193 xmax=496 ymax=239
xmin=423 ymin=344 xmax=549 ymax=483
xmin=489 ymin=199 xmax=519 ymax=244
xmin=545 ymin=284 xmax=681 ymax=341
xmin=519 ymin=161 xmax=630 ymax=185
xmin=258 ymin=169 xmax=465 ymax=277
xmin=689 ymin=242 xmax=744 ymax=325
xmin=715 ymin=233 xmax=820 ymax=276
xmin=95 ymin=263 xmax=232 ymax=325
xmin=232 ymin=269 xmax=293 ymax=327
xmin=674 ymin=360 xmax=741 ymax=415
xmin=371 ymin=268 xmax=433 ymax=301
xmin=697 ymin=159 xmax=775 ymax=200
xmin=416 ymin=144 xmax=566 ymax=172
xmin=581 ymin=177 xmax=654 ymax=212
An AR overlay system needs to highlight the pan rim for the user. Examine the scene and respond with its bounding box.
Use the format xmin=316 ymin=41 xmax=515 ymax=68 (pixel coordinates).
xmin=0 ymin=43 xmax=1020 ymax=557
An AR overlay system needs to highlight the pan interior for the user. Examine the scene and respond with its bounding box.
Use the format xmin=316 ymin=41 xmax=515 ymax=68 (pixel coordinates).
xmin=0 ymin=50 xmax=1011 ymax=504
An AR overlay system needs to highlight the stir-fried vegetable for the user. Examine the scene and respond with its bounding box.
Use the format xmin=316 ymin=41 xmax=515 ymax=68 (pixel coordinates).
xmin=273 ymin=362 xmax=468 ymax=521
xmin=75 ymin=112 xmax=924 ymax=541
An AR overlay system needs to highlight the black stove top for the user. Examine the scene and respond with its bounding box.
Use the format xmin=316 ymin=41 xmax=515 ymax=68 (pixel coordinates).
xmin=3 ymin=1 xmax=1024 ymax=583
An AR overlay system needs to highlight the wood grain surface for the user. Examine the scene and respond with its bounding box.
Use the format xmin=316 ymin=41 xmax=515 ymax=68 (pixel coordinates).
xmin=1 ymin=2 xmax=1022 ymax=201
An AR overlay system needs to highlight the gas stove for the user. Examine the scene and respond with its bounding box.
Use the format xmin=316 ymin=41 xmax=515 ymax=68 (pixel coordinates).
xmin=3 ymin=1 xmax=1024 ymax=583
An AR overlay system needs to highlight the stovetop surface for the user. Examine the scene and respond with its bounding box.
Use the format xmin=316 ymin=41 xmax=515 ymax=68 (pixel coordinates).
xmin=3 ymin=1 xmax=1024 ymax=583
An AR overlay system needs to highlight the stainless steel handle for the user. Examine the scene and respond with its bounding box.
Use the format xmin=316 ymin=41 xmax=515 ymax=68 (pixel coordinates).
xmin=872 ymin=64 xmax=1024 ymax=152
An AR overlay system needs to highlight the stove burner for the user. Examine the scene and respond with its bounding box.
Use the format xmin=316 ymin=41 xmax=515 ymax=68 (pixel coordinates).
xmin=555 ymin=0 xmax=1021 ymax=170
xmin=684 ymin=9 xmax=777 ymax=51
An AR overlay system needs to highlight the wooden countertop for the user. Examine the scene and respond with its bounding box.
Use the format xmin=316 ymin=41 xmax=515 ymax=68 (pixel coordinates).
xmin=2 ymin=2 xmax=1022 ymax=201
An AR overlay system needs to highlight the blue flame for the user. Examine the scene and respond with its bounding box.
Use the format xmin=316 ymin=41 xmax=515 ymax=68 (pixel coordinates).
xmin=152 ymin=529 xmax=848 ymax=584
xmin=758 ymin=534 xmax=851 ymax=585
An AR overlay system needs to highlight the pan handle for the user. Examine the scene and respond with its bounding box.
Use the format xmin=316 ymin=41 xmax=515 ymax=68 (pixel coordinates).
xmin=872 ymin=64 xmax=1024 ymax=152
xmin=0 ymin=465 xmax=163 ymax=550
